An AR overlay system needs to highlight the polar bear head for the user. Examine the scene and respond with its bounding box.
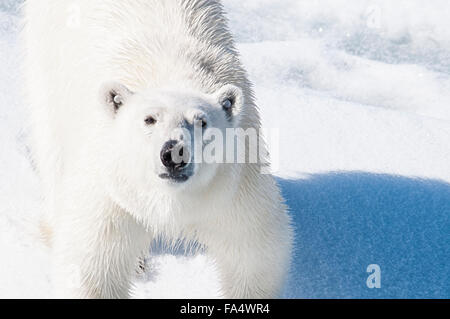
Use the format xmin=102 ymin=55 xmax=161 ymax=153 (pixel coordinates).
xmin=99 ymin=82 xmax=245 ymax=195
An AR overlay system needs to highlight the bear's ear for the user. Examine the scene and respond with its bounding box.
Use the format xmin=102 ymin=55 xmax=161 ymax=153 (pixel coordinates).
xmin=99 ymin=81 xmax=133 ymax=116
xmin=215 ymin=84 xmax=244 ymax=122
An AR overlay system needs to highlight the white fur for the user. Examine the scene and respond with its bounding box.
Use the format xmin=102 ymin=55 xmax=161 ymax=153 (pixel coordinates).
xmin=23 ymin=0 xmax=293 ymax=299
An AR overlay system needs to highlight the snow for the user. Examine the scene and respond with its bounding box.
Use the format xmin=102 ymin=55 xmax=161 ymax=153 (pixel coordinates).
xmin=0 ymin=1 xmax=449 ymax=298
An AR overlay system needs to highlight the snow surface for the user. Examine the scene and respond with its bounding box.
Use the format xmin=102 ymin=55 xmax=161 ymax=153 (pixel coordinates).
xmin=0 ymin=1 xmax=449 ymax=298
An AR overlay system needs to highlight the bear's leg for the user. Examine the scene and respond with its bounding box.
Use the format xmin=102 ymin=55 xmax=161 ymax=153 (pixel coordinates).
xmin=51 ymin=199 xmax=149 ymax=299
xmin=204 ymin=211 xmax=292 ymax=299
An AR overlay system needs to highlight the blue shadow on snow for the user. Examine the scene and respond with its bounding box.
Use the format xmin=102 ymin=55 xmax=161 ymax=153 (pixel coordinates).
xmin=279 ymin=172 xmax=450 ymax=299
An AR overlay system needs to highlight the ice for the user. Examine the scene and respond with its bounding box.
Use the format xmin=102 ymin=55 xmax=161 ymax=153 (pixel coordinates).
xmin=0 ymin=1 xmax=448 ymax=298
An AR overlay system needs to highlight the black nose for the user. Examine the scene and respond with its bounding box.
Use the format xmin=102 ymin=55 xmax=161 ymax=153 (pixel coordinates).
xmin=160 ymin=140 xmax=189 ymax=170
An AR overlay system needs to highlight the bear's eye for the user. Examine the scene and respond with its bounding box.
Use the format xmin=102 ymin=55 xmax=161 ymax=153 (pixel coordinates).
xmin=222 ymin=98 xmax=233 ymax=110
xmin=201 ymin=118 xmax=208 ymax=128
xmin=145 ymin=116 xmax=157 ymax=125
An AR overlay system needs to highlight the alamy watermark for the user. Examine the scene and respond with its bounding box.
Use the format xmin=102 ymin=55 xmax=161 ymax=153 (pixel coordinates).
xmin=66 ymin=3 xmax=81 ymax=29
xmin=365 ymin=5 xmax=382 ymax=30
xmin=366 ymin=264 xmax=381 ymax=289
xmin=168 ymin=124 xmax=280 ymax=175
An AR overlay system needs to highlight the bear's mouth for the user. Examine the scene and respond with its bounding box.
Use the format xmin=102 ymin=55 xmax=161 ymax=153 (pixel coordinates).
xmin=159 ymin=173 xmax=190 ymax=183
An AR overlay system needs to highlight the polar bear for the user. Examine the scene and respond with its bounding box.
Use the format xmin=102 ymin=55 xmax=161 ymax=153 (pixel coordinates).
xmin=23 ymin=0 xmax=293 ymax=298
